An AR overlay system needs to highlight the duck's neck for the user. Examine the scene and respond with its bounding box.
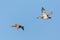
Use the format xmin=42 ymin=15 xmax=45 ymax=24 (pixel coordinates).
xmin=42 ymin=13 xmax=46 ymax=15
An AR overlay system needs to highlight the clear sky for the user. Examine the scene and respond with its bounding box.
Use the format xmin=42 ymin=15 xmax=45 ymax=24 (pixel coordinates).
xmin=0 ymin=0 xmax=60 ymax=40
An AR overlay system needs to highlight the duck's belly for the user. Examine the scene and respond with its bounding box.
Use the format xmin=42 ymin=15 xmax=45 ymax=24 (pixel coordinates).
xmin=44 ymin=16 xmax=48 ymax=19
xmin=43 ymin=14 xmax=48 ymax=19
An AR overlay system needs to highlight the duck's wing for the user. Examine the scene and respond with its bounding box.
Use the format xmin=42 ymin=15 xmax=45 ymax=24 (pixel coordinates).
xmin=15 ymin=24 xmax=19 ymax=26
xmin=41 ymin=7 xmax=46 ymax=14
xmin=37 ymin=16 xmax=43 ymax=19
xmin=47 ymin=12 xmax=52 ymax=17
xmin=11 ymin=25 xmax=16 ymax=27
xmin=11 ymin=24 xmax=18 ymax=28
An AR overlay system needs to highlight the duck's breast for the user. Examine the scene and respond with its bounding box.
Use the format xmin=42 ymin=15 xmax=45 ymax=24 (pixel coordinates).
xmin=43 ymin=14 xmax=48 ymax=19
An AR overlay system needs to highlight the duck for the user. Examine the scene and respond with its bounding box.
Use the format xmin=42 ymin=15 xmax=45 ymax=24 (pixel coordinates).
xmin=37 ymin=7 xmax=52 ymax=19
xmin=11 ymin=24 xmax=24 ymax=31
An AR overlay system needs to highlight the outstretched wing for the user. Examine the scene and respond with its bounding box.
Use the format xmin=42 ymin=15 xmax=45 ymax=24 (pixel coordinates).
xmin=11 ymin=25 xmax=16 ymax=27
xmin=11 ymin=24 xmax=18 ymax=28
xmin=47 ymin=12 xmax=52 ymax=17
xmin=37 ymin=16 xmax=43 ymax=19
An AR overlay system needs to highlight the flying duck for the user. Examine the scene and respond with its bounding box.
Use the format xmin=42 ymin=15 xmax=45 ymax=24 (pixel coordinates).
xmin=11 ymin=24 xmax=24 ymax=31
xmin=37 ymin=7 xmax=52 ymax=19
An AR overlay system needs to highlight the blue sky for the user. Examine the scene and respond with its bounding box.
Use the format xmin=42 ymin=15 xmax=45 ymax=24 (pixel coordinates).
xmin=0 ymin=0 xmax=60 ymax=40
